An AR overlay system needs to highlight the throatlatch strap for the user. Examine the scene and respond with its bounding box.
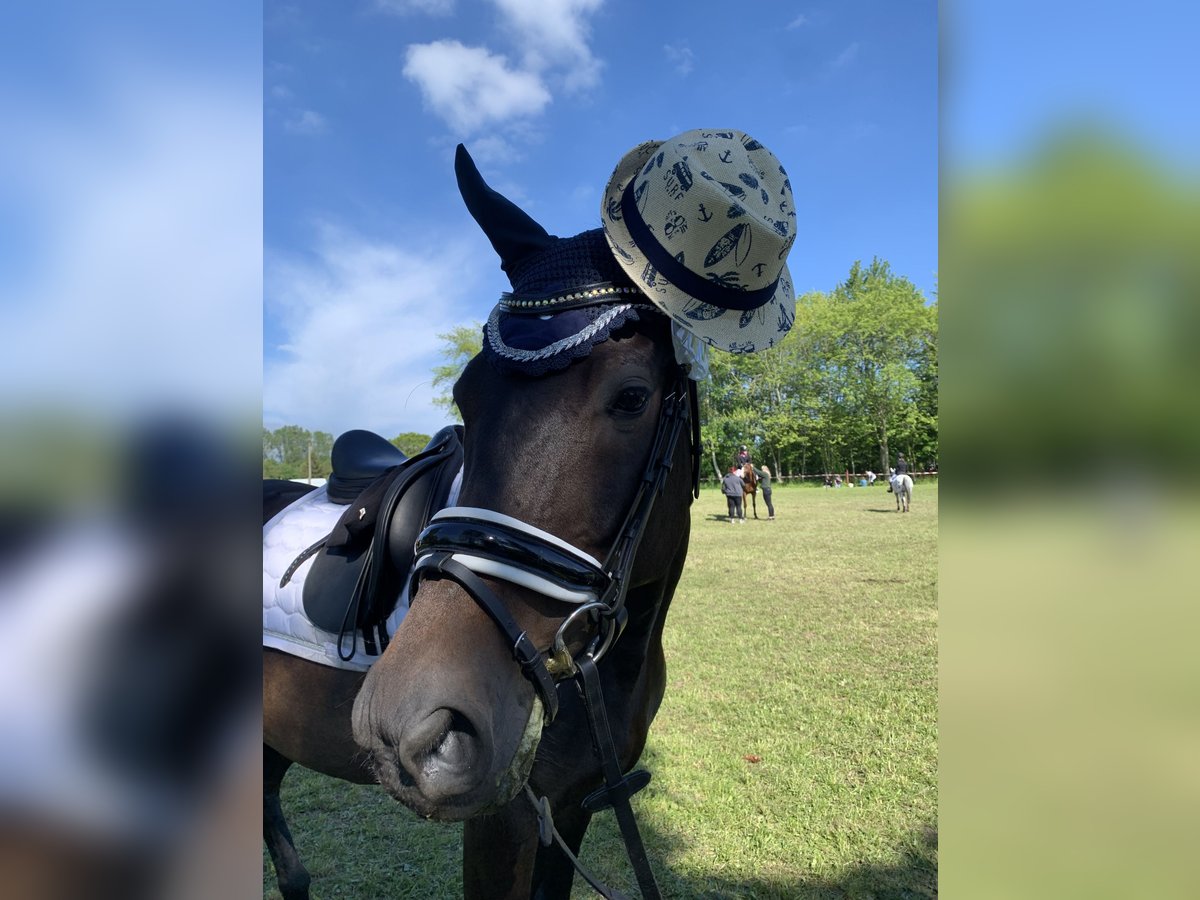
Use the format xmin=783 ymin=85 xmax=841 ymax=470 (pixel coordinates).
xmin=577 ymin=656 xmax=661 ymax=900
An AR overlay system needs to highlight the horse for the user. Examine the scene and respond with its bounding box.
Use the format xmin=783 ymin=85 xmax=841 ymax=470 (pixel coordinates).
xmin=887 ymin=468 xmax=913 ymax=512
xmin=741 ymin=462 xmax=759 ymax=519
xmin=263 ymin=149 xmax=698 ymax=900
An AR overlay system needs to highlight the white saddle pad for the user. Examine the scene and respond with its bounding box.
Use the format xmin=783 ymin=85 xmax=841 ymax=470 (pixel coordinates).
xmin=262 ymin=484 xmax=409 ymax=672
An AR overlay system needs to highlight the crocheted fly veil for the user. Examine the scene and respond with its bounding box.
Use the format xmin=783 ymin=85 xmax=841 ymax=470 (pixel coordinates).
xmin=456 ymin=145 xmax=658 ymax=377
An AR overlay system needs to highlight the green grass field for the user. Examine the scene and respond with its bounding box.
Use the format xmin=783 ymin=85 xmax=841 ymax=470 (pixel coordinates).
xmin=265 ymin=481 xmax=938 ymax=899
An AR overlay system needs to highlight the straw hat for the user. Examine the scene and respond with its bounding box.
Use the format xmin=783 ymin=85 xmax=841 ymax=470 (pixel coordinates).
xmin=602 ymin=129 xmax=797 ymax=354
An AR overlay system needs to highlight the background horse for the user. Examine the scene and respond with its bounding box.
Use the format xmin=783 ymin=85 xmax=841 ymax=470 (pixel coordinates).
xmin=263 ymin=155 xmax=696 ymax=900
xmin=741 ymin=463 xmax=758 ymax=519
xmin=888 ymin=468 xmax=913 ymax=512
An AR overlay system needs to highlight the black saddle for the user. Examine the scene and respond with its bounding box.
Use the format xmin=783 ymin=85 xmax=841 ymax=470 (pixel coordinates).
xmin=327 ymin=429 xmax=409 ymax=503
xmin=290 ymin=425 xmax=464 ymax=657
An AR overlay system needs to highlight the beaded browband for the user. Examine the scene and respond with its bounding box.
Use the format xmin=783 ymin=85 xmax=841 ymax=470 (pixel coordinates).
xmin=500 ymin=282 xmax=644 ymax=315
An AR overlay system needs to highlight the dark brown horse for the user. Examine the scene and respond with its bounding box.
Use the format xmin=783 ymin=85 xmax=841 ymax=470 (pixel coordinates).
xmin=741 ymin=462 xmax=759 ymax=519
xmin=263 ymin=153 xmax=697 ymax=899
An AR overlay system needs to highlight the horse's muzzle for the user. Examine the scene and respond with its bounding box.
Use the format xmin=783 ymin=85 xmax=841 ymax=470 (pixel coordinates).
xmin=352 ymin=678 xmax=545 ymax=821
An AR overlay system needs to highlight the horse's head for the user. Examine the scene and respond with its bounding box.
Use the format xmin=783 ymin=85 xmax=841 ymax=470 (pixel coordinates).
xmin=351 ymin=144 xmax=697 ymax=820
xmin=352 ymin=312 xmax=691 ymax=820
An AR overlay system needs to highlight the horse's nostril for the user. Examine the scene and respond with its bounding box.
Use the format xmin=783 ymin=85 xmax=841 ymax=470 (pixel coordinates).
xmin=403 ymin=707 xmax=483 ymax=779
xmin=426 ymin=710 xmax=477 ymax=768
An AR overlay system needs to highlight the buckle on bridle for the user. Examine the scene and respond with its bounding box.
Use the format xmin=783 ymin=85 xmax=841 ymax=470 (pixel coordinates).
xmin=511 ymin=630 xmax=543 ymax=670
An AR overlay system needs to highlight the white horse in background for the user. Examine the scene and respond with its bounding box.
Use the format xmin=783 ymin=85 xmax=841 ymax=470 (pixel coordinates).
xmin=887 ymin=467 xmax=913 ymax=512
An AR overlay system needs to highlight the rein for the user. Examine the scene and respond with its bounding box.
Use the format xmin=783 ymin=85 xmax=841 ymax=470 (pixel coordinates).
xmin=409 ymin=366 xmax=695 ymax=900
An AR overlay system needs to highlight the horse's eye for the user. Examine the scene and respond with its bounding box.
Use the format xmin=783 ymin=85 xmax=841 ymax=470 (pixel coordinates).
xmin=610 ymin=386 xmax=650 ymax=416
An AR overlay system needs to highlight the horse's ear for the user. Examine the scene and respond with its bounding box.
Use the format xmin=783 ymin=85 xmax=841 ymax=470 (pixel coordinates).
xmin=455 ymin=144 xmax=556 ymax=278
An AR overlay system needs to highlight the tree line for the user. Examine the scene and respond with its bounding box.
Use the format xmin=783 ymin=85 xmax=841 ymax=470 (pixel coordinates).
xmin=265 ymin=259 xmax=937 ymax=485
xmin=702 ymin=258 xmax=937 ymax=481
xmin=263 ymin=426 xmax=430 ymax=481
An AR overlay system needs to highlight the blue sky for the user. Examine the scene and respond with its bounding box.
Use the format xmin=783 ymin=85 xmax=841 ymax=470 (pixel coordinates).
xmin=0 ymin=1 xmax=262 ymax=423
xmin=4 ymin=3 xmax=1197 ymax=441
xmin=263 ymin=0 xmax=938 ymax=438
xmin=946 ymin=1 xmax=1200 ymax=171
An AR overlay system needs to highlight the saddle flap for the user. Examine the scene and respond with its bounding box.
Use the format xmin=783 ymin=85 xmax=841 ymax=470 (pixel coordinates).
xmin=302 ymin=426 xmax=464 ymax=640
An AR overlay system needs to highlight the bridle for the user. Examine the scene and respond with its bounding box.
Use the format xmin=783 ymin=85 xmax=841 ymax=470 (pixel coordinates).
xmin=408 ymin=366 xmax=699 ymax=900
xmin=410 ymin=365 xmax=698 ymax=716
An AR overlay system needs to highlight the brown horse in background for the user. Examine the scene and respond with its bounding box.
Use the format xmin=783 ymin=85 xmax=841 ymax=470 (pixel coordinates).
xmin=741 ymin=463 xmax=759 ymax=519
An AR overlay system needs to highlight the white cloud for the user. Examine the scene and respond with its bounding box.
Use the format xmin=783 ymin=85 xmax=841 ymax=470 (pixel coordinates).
xmin=403 ymin=40 xmax=551 ymax=133
xmin=467 ymin=134 xmax=524 ymax=165
xmin=664 ymin=43 xmax=694 ymax=76
xmin=831 ymin=42 xmax=860 ymax=69
xmin=264 ymin=223 xmax=488 ymax=437
xmin=399 ymin=1 xmax=606 ymax=135
xmin=283 ymin=108 xmax=327 ymax=134
xmin=787 ymin=14 xmax=808 ymax=30
xmin=490 ymin=0 xmax=603 ymax=91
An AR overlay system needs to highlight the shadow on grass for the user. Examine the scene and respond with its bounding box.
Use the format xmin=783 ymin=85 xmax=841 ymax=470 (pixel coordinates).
xmin=569 ymin=747 xmax=937 ymax=900
xmin=265 ymin=769 xmax=937 ymax=899
xmin=665 ymin=836 xmax=938 ymax=900
xmin=648 ymin=832 xmax=939 ymax=900
xmin=577 ymin=807 xmax=937 ymax=900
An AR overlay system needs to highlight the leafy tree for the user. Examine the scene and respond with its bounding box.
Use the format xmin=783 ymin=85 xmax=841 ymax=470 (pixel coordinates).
xmin=310 ymin=431 xmax=334 ymax=478
xmin=263 ymin=456 xmax=290 ymax=480
xmin=813 ymin=259 xmax=936 ymax=472
xmin=274 ymin=425 xmax=310 ymax=471
xmin=391 ymin=431 xmax=432 ymax=456
xmin=261 ymin=426 xmax=333 ymax=480
xmin=431 ymin=324 xmax=483 ymax=423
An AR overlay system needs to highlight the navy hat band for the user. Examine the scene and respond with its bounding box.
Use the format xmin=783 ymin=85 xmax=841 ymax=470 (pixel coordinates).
xmin=620 ymin=180 xmax=778 ymax=312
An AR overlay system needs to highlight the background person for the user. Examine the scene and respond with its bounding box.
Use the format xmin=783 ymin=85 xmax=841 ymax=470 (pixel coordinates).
xmin=721 ymin=466 xmax=745 ymax=524
xmin=753 ymin=464 xmax=775 ymax=520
